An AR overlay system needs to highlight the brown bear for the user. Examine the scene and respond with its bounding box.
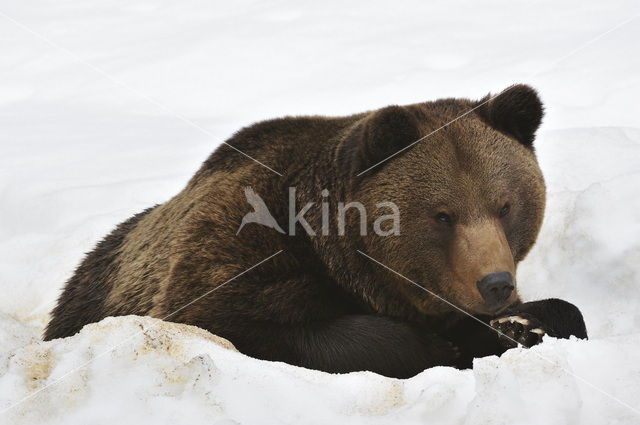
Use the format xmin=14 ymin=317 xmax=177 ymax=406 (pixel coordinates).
xmin=44 ymin=84 xmax=587 ymax=378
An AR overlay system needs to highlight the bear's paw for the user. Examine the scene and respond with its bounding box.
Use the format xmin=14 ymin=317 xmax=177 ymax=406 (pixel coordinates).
xmin=489 ymin=313 xmax=548 ymax=349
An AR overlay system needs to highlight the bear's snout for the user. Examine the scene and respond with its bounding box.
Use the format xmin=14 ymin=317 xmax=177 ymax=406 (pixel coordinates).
xmin=447 ymin=219 xmax=518 ymax=314
xmin=476 ymin=271 xmax=514 ymax=307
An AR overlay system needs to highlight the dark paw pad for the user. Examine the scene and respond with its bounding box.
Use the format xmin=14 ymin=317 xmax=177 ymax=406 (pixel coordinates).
xmin=489 ymin=314 xmax=546 ymax=349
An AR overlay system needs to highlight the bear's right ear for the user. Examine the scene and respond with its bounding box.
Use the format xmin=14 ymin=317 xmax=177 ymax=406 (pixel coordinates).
xmin=476 ymin=84 xmax=544 ymax=148
xmin=342 ymin=105 xmax=421 ymax=176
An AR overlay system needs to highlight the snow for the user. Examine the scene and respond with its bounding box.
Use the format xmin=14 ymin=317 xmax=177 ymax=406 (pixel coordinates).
xmin=2 ymin=317 xmax=640 ymax=424
xmin=1 ymin=0 xmax=639 ymax=423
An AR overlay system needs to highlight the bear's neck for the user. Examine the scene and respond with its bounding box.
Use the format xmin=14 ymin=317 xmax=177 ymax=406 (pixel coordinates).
xmin=275 ymin=120 xmax=427 ymax=319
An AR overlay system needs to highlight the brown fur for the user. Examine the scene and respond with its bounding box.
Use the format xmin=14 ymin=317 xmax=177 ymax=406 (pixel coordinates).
xmin=45 ymin=84 xmax=584 ymax=378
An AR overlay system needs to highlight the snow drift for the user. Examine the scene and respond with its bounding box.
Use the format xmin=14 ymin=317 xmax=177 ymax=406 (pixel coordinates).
xmin=1 ymin=316 xmax=639 ymax=424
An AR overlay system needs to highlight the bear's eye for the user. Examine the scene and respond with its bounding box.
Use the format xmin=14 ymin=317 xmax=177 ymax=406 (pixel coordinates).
xmin=499 ymin=202 xmax=511 ymax=218
xmin=435 ymin=212 xmax=453 ymax=226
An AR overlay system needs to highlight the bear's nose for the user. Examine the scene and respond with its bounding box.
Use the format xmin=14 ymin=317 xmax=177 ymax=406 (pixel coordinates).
xmin=477 ymin=272 xmax=514 ymax=306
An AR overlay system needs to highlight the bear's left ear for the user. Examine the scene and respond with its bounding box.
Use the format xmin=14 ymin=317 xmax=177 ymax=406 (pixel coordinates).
xmin=343 ymin=105 xmax=421 ymax=176
xmin=476 ymin=84 xmax=544 ymax=148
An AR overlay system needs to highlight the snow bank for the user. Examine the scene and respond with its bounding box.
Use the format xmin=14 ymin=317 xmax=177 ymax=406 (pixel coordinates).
xmin=1 ymin=0 xmax=640 ymax=423
xmin=1 ymin=316 xmax=639 ymax=424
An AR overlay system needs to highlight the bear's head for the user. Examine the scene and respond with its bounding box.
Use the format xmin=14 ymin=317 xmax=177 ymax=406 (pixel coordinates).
xmin=343 ymin=84 xmax=545 ymax=317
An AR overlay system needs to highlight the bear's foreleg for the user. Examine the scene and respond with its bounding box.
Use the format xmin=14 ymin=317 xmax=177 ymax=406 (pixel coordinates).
xmin=442 ymin=298 xmax=587 ymax=368
xmin=234 ymin=315 xmax=459 ymax=378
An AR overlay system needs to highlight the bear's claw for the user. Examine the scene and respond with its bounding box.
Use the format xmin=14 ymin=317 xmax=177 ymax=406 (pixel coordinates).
xmin=490 ymin=313 xmax=546 ymax=348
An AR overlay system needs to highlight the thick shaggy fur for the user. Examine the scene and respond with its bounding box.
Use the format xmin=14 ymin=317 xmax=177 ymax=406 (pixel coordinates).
xmin=45 ymin=85 xmax=587 ymax=378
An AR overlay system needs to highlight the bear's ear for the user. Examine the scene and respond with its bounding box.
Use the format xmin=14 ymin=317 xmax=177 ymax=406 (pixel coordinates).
xmin=346 ymin=105 xmax=421 ymax=176
xmin=476 ymin=84 xmax=544 ymax=148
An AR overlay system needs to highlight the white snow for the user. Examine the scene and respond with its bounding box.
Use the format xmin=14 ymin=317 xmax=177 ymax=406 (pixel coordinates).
xmin=1 ymin=0 xmax=640 ymax=423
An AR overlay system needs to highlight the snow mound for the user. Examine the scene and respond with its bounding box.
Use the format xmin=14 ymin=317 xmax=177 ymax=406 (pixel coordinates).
xmin=1 ymin=315 xmax=639 ymax=424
